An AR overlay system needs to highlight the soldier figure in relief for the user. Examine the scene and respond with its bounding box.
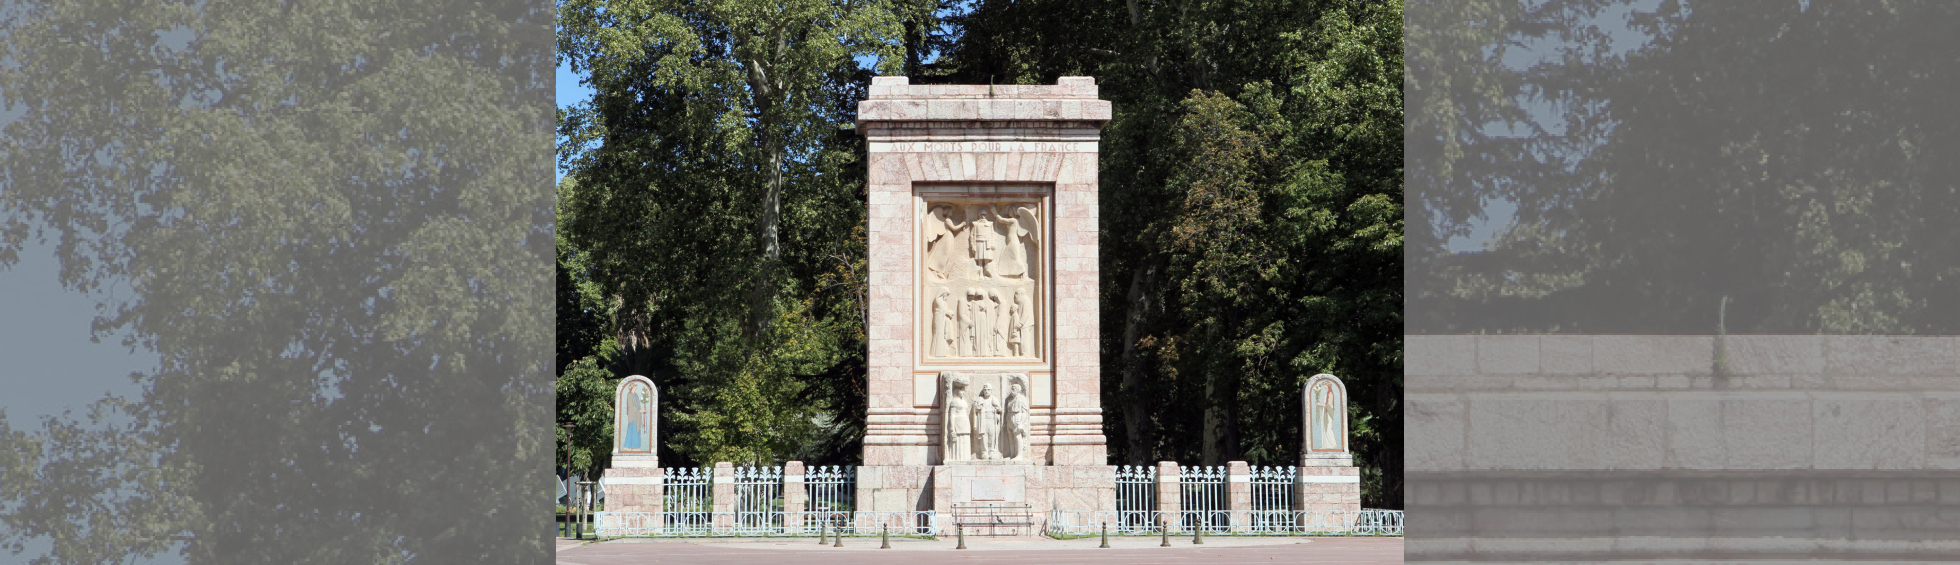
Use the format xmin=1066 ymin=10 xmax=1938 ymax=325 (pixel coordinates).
xmin=969 ymin=206 xmax=999 ymax=278
xmin=1005 ymin=381 xmax=1030 ymax=459
xmin=975 ymin=384 xmax=1003 ymax=460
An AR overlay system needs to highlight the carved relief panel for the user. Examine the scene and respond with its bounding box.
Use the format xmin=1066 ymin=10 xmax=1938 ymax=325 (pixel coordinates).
xmin=941 ymin=371 xmax=1034 ymax=462
xmin=918 ymin=186 xmax=1048 ymax=366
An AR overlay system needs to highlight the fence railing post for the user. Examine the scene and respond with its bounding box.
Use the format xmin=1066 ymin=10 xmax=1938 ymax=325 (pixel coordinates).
xmin=1155 ymin=461 xmax=1181 ymax=532
xmin=711 ymin=462 xmax=734 ymax=533
xmin=1226 ymin=461 xmax=1250 ymax=533
xmin=783 ymin=461 xmax=806 ymax=534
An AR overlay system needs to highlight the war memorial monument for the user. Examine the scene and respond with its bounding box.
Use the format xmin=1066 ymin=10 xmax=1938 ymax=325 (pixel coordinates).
xmin=592 ymin=77 xmax=1364 ymax=535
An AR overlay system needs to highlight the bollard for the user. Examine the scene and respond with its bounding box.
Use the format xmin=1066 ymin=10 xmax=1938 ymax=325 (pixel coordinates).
xmin=957 ymin=525 xmax=966 ymax=550
xmin=881 ymin=524 xmax=891 ymax=549
xmin=1099 ymin=522 xmax=1109 ymax=548
xmin=1193 ymin=524 xmax=1203 ymax=545
xmin=835 ymin=523 xmax=845 ymax=547
xmin=819 ymin=521 xmax=828 ymax=545
xmin=1160 ymin=523 xmax=1170 ymax=547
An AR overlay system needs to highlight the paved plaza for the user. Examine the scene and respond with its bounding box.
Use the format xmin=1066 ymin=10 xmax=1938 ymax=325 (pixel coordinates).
xmin=556 ymin=535 xmax=1403 ymax=564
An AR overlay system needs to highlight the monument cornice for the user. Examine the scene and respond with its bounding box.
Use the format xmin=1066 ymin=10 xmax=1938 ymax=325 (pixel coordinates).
xmin=855 ymin=76 xmax=1112 ymax=128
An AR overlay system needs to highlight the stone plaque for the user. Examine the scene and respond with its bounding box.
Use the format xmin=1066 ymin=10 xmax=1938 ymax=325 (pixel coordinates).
xmin=1305 ymin=373 xmax=1348 ymax=453
xmin=970 ymin=478 xmax=1005 ymax=501
xmin=613 ymin=375 xmax=657 ymax=456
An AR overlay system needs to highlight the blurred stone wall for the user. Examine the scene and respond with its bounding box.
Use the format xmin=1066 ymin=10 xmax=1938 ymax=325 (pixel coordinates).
xmin=1408 ymin=335 xmax=1960 ymax=561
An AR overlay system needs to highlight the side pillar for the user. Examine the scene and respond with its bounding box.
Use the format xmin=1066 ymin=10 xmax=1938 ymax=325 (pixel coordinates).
xmin=1227 ymin=461 xmax=1251 ymax=532
xmin=711 ymin=461 xmax=735 ymax=533
xmin=1155 ymin=461 xmax=1181 ymax=532
xmin=783 ymin=461 xmax=807 ymax=534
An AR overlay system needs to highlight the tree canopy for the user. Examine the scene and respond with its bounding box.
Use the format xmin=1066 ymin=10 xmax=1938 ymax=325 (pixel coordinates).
xmin=0 ymin=0 xmax=554 ymax=562
xmin=557 ymin=0 xmax=1404 ymax=506
xmin=1408 ymin=0 xmax=1960 ymax=336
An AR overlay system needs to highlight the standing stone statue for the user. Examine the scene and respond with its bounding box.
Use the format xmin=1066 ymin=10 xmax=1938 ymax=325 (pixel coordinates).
xmin=993 ymin=204 xmax=1035 ymax=277
xmin=932 ymin=289 xmax=955 ymax=357
xmin=1005 ymin=381 xmax=1030 ymax=459
xmin=975 ymin=384 xmax=1003 ymax=460
xmin=944 ymin=376 xmax=972 ymax=461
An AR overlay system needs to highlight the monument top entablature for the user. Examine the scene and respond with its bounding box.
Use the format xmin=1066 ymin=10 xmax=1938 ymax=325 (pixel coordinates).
xmin=857 ymin=76 xmax=1112 ymax=127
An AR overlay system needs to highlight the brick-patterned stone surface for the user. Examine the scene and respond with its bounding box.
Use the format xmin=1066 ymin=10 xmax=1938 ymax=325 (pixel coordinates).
xmin=1409 ymin=335 xmax=1960 ymax=561
xmin=854 ymin=76 xmax=1111 ymax=514
xmin=600 ymin=466 xmax=663 ymax=515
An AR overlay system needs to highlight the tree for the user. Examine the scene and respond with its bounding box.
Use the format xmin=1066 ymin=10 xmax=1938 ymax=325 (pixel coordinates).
xmin=0 ymin=0 xmax=554 ymax=562
xmin=556 ymin=0 xmax=905 ymax=466
xmin=1412 ymin=0 xmax=1960 ymax=336
xmin=938 ymin=0 xmax=1405 ymax=506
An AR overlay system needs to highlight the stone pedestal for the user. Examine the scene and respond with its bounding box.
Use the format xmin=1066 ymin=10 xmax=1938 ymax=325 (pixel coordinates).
xmin=854 ymin=75 xmax=1113 ymax=515
xmin=1297 ymin=455 xmax=1362 ymax=522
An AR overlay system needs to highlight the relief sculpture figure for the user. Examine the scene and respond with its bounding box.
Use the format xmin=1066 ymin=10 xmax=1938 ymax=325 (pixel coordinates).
xmin=968 ymin=206 xmax=999 ymax=278
xmin=1008 ymin=289 xmax=1032 ymax=357
xmin=960 ymin=288 xmax=982 ymax=357
xmin=924 ymin=205 xmax=966 ymax=280
xmin=993 ymin=205 xmax=1038 ymax=278
xmin=944 ymin=376 xmax=971 ymax=461
xmin=974 ymin=384 xmax=1002 ymax=460
xmin=1005 ymin=381 xmax=1030 ymax=459
xmin=931 ymin=289 xmax=955 ymax=357
xmin=988 ymin=290 xmax=1009 ymax=357
xmin=1312 ymin=381 xmax=1339 ymax=450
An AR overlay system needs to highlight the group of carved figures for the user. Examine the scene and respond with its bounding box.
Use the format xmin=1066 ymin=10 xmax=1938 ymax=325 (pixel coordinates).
xmin=943 ymin=374 xmax=1032 ymax=461
xmin=924 ymin=202 xmax=1040 ymax=281
xmin=931 ymin=286 xmax=1034 ymax=358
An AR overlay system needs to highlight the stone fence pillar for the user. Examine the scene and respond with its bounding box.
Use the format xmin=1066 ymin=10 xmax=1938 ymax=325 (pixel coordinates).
xmin=782 ymin=461 xmax=807 ymax=534
xmin=1226 ymin=461 xmax=1251 ymax=532
xmin=1155 ymin=461 xmax=1181 ymax=532
xmin=711 ymin=461 xmax=735 ymax=533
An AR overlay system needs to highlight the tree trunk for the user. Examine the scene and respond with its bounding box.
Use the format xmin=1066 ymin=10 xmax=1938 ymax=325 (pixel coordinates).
xmin=1118 ymin=262 xmax=1159 ymax=464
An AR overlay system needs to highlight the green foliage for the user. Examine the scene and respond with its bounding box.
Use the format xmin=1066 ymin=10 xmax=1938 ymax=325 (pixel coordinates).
xmin=557 ymin=0 xmax=898 ymax=467
xmin=940 ymin=0 xmax=1404 ymax=506
xmin=0 ymin=0 xmax=555 ymax=561
xmin=557 ymin=0 xmax=1404 ymax=508
xmin=1411 ymin=1 xmax=1960 ymax=335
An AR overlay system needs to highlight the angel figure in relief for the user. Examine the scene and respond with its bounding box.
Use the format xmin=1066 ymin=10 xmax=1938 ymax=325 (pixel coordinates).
xmin=993 ymin=205 xmax=1039 ymax=278
xmin=923 ymin=204 xmax=966 ymax=280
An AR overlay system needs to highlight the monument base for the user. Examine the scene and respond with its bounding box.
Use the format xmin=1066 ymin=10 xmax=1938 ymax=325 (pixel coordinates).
xmin=854 ymin=464 xmax=1116 ymax=516
xmin=1295 ymin=459 xmax=1361 ymax=516
xmin=600 ymin=455 xmax=663 ymax=514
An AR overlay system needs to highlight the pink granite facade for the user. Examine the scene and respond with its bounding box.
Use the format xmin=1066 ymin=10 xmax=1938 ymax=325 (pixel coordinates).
xmin=857 ymin=76 xmax=1109 ymax=468
xmin=855 ymin=75 xmax=1112 ymax=513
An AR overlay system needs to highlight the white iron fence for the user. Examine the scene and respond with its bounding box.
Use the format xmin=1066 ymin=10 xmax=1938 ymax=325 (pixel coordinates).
xmin=662 ymin=466 xmax=713 ymax=534
xmin=594 ymin=462 xmax=1403 ymax=538
xmin=1114 ymin=465 xmax=1157 ymax=533
xmin=1248 ymin=465 xmax=1295 ymax=532
xmin=1179 ymin=465 xmax=1230 ymax=533
xmin=732 ymin=466 xmax=784 ymax=534
xmin=803 ymin=465 xmax=855 ymax=531
xmin=1045 ymin=509 xmax=1404 ymax=537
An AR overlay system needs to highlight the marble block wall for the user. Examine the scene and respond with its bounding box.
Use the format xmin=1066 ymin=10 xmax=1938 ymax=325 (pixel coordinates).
xmin=1408 ymin=335 xmax=1960 ymax=561
xmin=856 ymin=76 xmax=1110 ymax=482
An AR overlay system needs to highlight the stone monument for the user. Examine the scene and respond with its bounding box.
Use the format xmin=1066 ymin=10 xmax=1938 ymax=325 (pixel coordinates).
xmin=598 ymin=376 xmax=663 ymax=517
xmin=854 ymin=76 xmax=1113 ymax=517
xmin=1298 ymin=373 xmax=1361 ymax=515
